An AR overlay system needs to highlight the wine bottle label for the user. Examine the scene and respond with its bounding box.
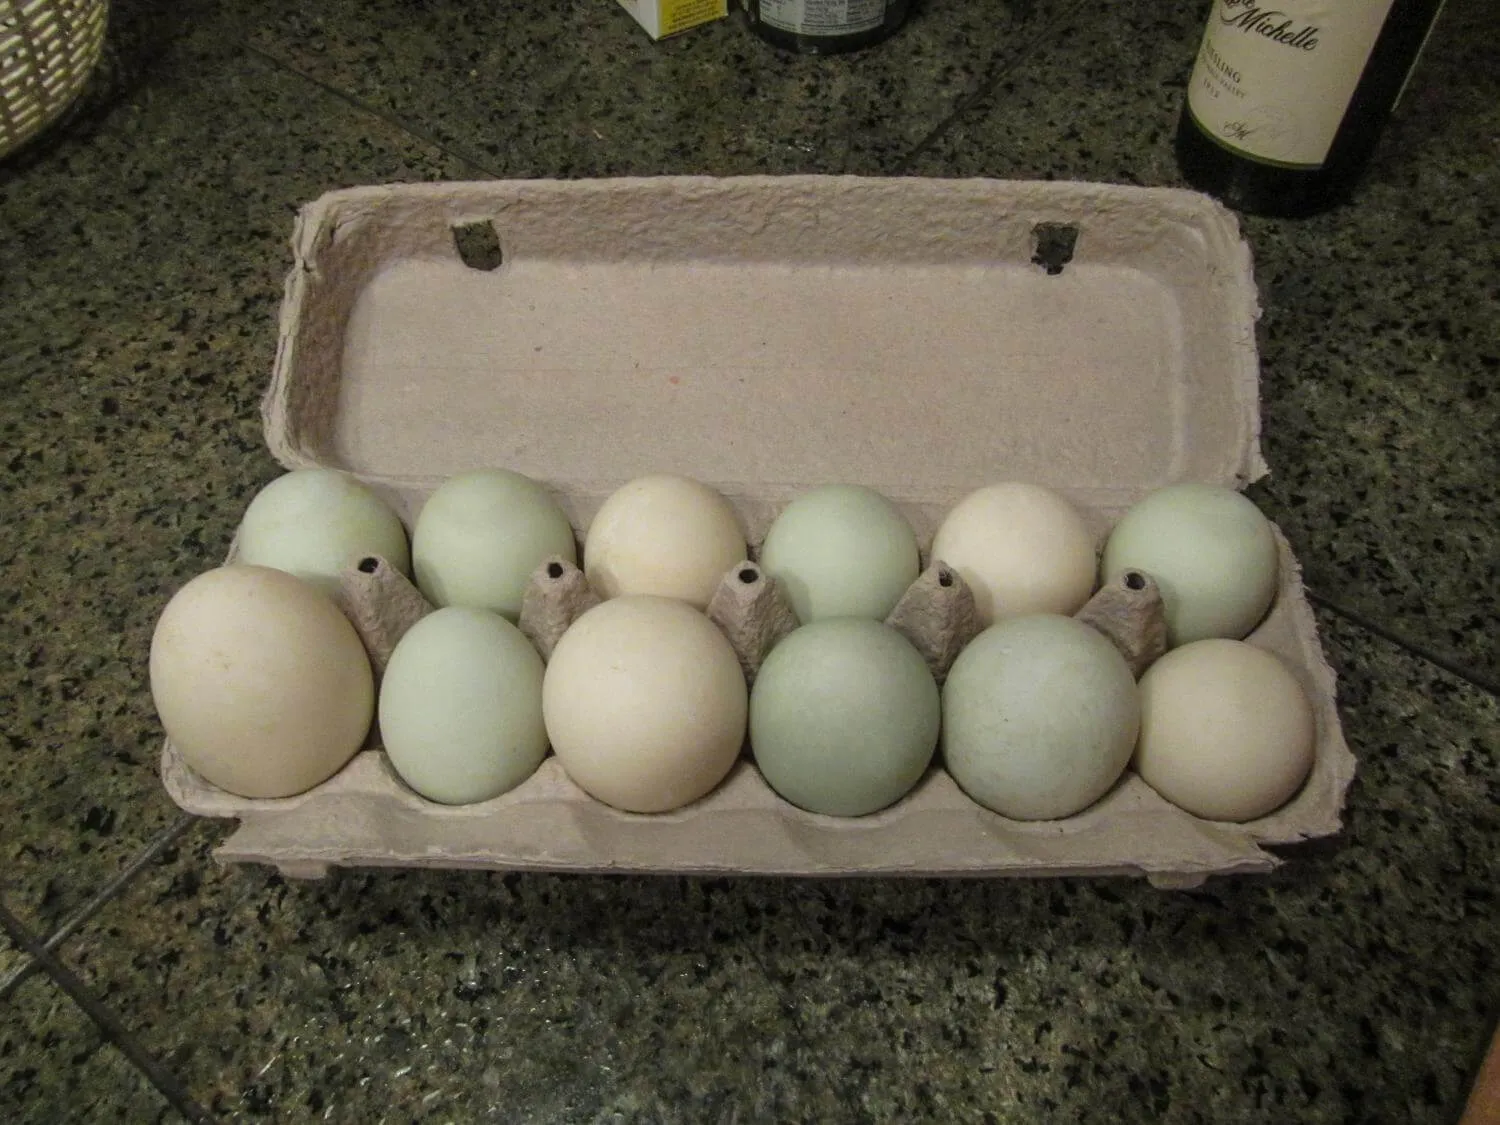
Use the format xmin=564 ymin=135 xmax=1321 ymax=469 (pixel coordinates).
xmin=759 ymin=0 xmax=885 ymax=36
xmin=1187 ymin=0 xmax=1396 ymax=169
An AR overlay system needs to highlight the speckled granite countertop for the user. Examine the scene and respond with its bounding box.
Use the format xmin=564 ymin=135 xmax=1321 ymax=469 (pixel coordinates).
xmin=2 ymin=0 xmax=1497 ymax=1121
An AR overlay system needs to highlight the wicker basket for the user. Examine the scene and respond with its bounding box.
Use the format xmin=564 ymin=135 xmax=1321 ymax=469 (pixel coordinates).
xmin=1 ymin=0 xmax=108 ymax=159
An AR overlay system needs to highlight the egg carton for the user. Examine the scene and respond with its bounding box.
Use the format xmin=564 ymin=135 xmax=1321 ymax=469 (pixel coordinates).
xmin=160 ymin=176 xmax=1355 ymax=888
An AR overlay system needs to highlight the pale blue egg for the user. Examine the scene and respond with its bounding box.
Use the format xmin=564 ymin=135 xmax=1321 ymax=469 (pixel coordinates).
xmin=750 ymin=618 xmax=939 ymax=817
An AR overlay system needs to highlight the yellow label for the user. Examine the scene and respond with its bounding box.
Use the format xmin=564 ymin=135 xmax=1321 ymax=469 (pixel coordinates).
xmin=661 ymin=0 xmax=727 ymax=36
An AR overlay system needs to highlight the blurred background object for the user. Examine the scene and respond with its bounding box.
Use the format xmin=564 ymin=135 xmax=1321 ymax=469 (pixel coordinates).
xmin=1 ymin=0 xmax=110 ymax=160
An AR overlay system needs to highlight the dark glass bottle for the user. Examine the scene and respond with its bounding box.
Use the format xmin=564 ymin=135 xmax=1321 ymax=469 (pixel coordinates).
xmin=1175 ymin=0 xmax=1446 ymax=217
xmin=744 ymin=0 xmax=911 ymax=54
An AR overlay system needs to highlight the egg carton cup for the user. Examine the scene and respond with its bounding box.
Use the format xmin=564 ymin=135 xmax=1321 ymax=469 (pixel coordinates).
xmin=160 ymin=176 xmax=1356 ymax=888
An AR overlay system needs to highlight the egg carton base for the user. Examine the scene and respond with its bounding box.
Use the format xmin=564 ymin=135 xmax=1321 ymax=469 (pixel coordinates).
xmin=157 ymin=177 xmax=1359 ymax=886
xmin=160 ymin=747 xmax=1331 ymax=891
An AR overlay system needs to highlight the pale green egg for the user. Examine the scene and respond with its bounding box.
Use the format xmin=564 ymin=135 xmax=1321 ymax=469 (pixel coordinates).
xmin=379 ymin=606 xmax=548 ymax=805
xmin=412 ymin=468 xmax=577 ymax=620
xmin=750 ymin=618 xmax=939 ymax=817
xmin=1101 ymin=483 xmax=1278 ymax=647
xmin=759 ymin=484 xmax=919 ymax=623
xmin=942 ymin=614 xmax=1139 ymax=821
xmin=236 ymin=469 xmax=410 ymax=598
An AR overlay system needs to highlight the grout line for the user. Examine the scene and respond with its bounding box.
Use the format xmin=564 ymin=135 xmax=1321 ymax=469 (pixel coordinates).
xmin=0 ymin=815 xmax=199 ymax=1003
xmin=239 ymin=40 xmax=505 ymax=182
xmin=1307 ymin=588 xmax=1500 ymax=699
xmin=0 ymin=901 xmax=217 ymax=1124
xmin=888 ymin=0 xmax=1092 ymax=175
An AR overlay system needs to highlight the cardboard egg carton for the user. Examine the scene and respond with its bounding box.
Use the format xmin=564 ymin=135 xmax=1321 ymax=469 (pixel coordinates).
xmin=160 ymin=176 xmax=1355 ymax=888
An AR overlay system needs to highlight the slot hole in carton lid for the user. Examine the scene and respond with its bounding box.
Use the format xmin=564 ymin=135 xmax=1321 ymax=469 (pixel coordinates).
xmin=547 ymin=561 xmax=566 ymax=579
xmin=738 ymin=566 xmax=760 ymax=584
xmin=1031 ymin=222 xmax=1078 ymax=276
xmin=1123 ymin=570 xmax=1147 ymax=591
xmin=358 ymin=557 xmax=381 ymax=574
xmin=452 ymin=220 xmax=503 ymax=271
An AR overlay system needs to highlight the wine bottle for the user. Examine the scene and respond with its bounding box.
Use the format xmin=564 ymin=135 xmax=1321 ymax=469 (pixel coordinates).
xmin=1175 ymin=0 xmax=1446 ymax=217
xmin=743 ymin=0 xmax=911 ymax=54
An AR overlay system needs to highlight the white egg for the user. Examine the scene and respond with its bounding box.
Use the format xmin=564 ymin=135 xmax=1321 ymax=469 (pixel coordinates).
xmin=758 ymin=484 xmax=920 ymax=622
xmin=150 ymin=565 xmax=374 ymax=798
xmin=1135 ymin=639 xmax=1315 ymax=821
xmin=1101 ymin=482 xmax=1279 ymax=647
xmin=942 ymin=614 xmax=1139 ymax=820
xmin=584 ymin=475 xmax=747 ymax=609
xmin=236 ymin=469 xmax=409 ymax=597
xmin=543 ymin=595 xmax=747 ymax=813
xmin=412 ymin=468 xmax=578 ymax=620
xmin=378 ymin=607 xmax=548 ymax=805
xmin=931 ymin=482 xmax=1097 ymax=625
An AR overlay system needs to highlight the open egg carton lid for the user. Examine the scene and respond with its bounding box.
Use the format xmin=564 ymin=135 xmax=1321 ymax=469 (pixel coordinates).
xmin=161 ymin=176 xmax=1354 ymax=888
